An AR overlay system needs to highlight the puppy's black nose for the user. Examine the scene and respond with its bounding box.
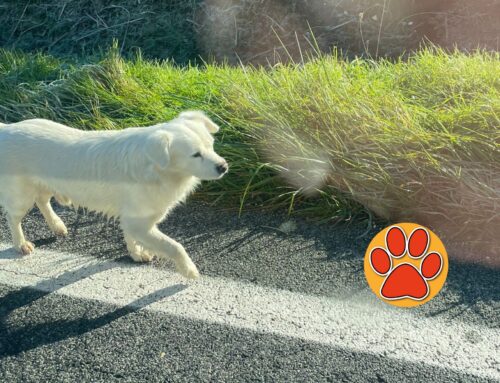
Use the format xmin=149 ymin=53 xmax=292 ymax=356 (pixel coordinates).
xmin=216 ymin=162 xmax=228 ymax=175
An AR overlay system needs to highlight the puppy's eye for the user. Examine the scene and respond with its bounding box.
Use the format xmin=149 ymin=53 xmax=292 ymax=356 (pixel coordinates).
xmin=192 ymin=152 xmax=202 ymax=158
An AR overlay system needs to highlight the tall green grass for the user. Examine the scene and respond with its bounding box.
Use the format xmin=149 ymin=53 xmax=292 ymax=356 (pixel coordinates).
xmin=0 ymin=48 xmax=498 ymax=261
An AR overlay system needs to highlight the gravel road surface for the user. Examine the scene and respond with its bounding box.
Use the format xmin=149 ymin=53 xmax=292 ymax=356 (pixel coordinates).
xmin=0 ymin=202 xmax=498 ymax=382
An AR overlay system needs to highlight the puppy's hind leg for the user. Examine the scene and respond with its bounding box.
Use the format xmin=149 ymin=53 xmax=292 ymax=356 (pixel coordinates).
xmin=35 ymin=194 xmax=68 ymax=236
xmin=6 ymin=211 xmax=34 ymax=255
xmin=1 ymin=177 xmax=36 ymax=254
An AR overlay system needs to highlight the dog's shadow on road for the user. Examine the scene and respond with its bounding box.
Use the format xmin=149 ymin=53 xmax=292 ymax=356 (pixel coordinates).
xmin=1 ymin=204 xmax=498 ymax=332
xmin=0 ymin=248 xmax=18 ymax=260
xmin=0 ymin=237 xmax=57 ymax=259
xmin=0 ymin=259 xmax=187 ymax=357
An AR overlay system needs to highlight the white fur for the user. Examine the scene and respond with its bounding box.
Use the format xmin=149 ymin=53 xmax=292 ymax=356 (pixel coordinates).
xmin=0 ymin=111 xmax=228 ymax=279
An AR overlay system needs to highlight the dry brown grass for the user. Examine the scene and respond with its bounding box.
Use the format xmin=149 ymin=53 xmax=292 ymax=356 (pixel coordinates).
xmin=0 ymin=0 xmax=498 ymax=64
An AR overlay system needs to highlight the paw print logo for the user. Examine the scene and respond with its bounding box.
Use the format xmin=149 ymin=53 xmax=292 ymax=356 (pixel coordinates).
xmin=364 ymin=223 xmax=448 ymax=307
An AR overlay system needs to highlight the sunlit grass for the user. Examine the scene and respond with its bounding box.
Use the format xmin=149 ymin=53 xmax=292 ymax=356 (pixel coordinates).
xmin=0 ymin=47 xmax=498 ymax=256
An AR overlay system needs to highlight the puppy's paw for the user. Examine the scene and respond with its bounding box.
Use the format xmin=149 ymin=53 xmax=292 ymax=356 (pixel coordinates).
xmin=17 ymin=241 xmax=35 ymax=255
xmin=140 ymin=249 xmax=154 ymax=263
xmin=129 ymin=245 xmax=154 ymax=263
xmin=51 ymin=220 xmax=68 ymax=237
xmin=175 ymin=258 xmax=200 ymax=279
xmin=130 ymin=252 xmax=151 ymax=263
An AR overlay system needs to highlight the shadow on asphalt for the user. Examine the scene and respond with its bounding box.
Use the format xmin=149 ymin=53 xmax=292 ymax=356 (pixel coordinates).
xmin=0 ymin=259 xmax=186 ymax=357
xmin=424 ymin=261 xmax=500 ymax=322
xmin=0 ymin=202 xmax=498 ymax=328
xmin=0 ymin=248 xmax=18 ymax=260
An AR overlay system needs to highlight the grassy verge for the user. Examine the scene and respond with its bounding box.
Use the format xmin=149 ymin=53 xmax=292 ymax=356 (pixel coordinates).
xmin=0 ymin=48 xmax=498 ymax=263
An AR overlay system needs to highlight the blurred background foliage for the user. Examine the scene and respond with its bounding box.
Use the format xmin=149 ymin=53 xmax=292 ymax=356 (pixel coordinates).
xmin=0 ymin=0 xmax=498 ymax=65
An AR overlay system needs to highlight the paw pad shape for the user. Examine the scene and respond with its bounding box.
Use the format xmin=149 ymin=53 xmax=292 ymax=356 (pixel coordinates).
xmin=369 ymin=226 xmax=443 ymax=301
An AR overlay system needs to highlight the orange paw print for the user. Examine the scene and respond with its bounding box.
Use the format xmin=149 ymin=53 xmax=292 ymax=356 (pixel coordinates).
xmin=364 ymin=223 xmax=448 ymax=307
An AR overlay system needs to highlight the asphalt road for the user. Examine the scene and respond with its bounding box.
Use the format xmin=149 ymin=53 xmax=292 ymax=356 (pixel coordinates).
xmin=0 ymin=201 xmax=499 ymax=382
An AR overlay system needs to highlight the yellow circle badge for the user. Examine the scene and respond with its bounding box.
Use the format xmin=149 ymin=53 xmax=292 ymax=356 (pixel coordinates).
xmin=364 ymin=223 xmax=448 ymax=307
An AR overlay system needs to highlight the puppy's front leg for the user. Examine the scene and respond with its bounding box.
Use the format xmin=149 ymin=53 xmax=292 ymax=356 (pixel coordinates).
xmin=121 ymin=220 xmax=199 ymax=279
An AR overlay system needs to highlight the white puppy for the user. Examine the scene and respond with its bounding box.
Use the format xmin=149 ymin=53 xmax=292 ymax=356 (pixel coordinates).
xmin=0 ymin=111 xmax=228 ymax=279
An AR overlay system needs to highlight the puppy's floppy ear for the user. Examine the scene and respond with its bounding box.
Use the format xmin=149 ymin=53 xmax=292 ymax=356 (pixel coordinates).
xmin=179 ymin=110 xmax=219 ymax=134
xmin=145 ymin=130 xmax=171 ymax=170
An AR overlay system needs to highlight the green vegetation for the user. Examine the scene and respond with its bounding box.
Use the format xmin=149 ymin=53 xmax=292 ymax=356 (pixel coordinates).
xmin=0 ymin=47 xmax=498 ymax=254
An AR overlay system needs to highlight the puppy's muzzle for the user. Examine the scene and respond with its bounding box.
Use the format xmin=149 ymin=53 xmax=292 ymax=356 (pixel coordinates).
xmin=216 ymin=161 xmax=228 ymax=175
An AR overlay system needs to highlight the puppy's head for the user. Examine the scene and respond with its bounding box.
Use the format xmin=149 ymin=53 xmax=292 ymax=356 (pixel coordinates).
xmin=149 ymin=111 xmax=228 ymax=181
